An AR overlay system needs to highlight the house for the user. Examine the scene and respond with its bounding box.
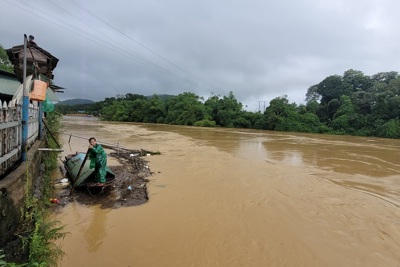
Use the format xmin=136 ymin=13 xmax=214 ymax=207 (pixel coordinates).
xmin=0 ymin=38 xmax=62 ymax=177
xmin=6 ymin=41 xmax=59 ymax=84
xmin=3 ymin=38 xmax=64 ymax=101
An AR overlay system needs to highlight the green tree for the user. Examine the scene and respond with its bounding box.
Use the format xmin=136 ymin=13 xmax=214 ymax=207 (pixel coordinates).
xmin=204 ymin=94 xmax=220 ymax=122
xmin=101 ymin=101 xmax=129 ymax=121
xmin=342 ymin=69 xmax=372 ymax=92
xmin=124 ymin=93 xmax=147 ymax=101
xmin=305 ymin=100 xmax=319 ymax=114
xmin=351 ymin=90 xmax=374 ymax=116
xmin=375 ymin=119 xmax=400 ymax=138
xmin=237 ymin=111 xmax=262 ymax=129
xmin=264 ymin=95 xmax=295 ymax=130
xmin=316 ymin=75 xmax=344 ymax=104
xmin=371 ymin=71 xmax=399 ymax=84
xmin=127 ymin=99 xmax=148 ymax=122
xmin=329 ymin=95 xmax=356 ymax=133
xmin=333 ymin=95 xmax=354 ymax=119
xmin=165 ymin=92 xmax=207 ymax=125
xmin=205 ymin=91 xmax=243 ymax=127
xmin=0 ymin=44 xmax=13 ymax=73
xmin=146 ymin=95 xmax=166 ymax=123
xmin=305 ymin=84 xmax=320 ymax=102
xmin=263 ymin=96 xmax=325 ymax=133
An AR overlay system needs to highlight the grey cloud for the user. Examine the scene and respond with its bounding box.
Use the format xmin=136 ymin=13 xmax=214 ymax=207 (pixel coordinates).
xmin=1 ymin=0 xmax=400 ymax=111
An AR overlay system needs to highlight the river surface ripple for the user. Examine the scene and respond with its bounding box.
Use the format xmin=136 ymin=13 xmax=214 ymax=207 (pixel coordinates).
xmin=55 ymin=116 xmax=400 ymax=267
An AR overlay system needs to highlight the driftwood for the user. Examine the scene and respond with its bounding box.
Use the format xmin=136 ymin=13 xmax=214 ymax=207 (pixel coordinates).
xmin=102 ymin=144 xmax=160 ymax=172
xmin=101 ymin=143 xmax=160 ymax=156
xmin=108 ymin=151 xmax=152 ymax=175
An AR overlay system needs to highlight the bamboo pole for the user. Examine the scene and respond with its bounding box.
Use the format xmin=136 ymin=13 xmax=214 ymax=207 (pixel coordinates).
xmin=38 ymin=148 xmax=64 ymax=152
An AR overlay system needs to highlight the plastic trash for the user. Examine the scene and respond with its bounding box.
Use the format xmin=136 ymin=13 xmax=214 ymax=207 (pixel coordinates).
xmin=127 ymin=186 xmax=132 ymax=190
xmin=50 ymin=198 xmax=59 ymax=204
xmin=54 ymin=178 xmax=70 ymax=189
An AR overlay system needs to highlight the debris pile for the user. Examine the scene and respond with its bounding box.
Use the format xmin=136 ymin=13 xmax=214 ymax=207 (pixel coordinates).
xmin=52 ymin=147 xmax=158 ymax=209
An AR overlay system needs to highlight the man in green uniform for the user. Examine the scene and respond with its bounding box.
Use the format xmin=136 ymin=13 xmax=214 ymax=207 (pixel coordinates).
xmin=88 ymin=137 xmax=107 ymax=184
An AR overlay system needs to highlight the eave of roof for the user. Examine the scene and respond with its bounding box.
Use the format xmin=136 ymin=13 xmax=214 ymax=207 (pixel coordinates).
xmin=0 ymin=70 xmax=20 ymax=95
xmin=46 ymin=88 xmax=60 ymax=102
xmin=6 ymin=44 xmax=59 ymax=83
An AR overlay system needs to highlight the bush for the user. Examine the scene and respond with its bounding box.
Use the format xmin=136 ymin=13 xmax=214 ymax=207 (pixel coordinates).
xmin=375 ymin=119 xmax=400 ymax=138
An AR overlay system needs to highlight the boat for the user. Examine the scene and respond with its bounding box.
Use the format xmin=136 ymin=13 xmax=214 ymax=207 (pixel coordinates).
xmin=63 ymin=152 xmax=116 ymax=189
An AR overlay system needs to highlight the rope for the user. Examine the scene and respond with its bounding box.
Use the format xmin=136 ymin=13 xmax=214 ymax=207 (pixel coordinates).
xmin=62 ymin=132 xmax=126 ymax=149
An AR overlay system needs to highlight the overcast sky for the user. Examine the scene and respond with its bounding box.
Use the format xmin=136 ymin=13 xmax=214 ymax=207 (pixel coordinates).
xmin=1 ymin=0 xmax=400 ymax=111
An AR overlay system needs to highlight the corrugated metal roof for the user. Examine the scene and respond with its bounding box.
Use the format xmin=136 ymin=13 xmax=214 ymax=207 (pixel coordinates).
xmin=0 ymin=70 xmax=60 ymax=102
xmin=0 ymin=71 xmax=20 ymax=95
xmin=46 ymin=88 xmax=60 ymax=102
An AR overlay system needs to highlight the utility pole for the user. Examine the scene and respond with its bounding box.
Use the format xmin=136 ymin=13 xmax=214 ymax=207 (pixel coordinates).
xmin=258 ymin=101 xmax=267 ymax=112
xmin=22 ymin=34 xmax=29 ymax=161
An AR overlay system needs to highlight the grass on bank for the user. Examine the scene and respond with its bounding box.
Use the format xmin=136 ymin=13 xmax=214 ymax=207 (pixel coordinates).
xmin=1 ymin=111 xmax=68 ymax=267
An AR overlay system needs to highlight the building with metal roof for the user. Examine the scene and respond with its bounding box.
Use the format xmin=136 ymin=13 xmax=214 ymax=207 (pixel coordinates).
xmin=0 ymin=69 xmax=60 ymax=102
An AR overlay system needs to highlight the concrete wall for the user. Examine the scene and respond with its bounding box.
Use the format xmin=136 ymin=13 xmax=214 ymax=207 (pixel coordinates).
xmin=0 ymin=140 xmax=44 ymax=248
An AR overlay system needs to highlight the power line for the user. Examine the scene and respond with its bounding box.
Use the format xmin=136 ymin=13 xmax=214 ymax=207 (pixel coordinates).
xmin=258 ymin=101 xmax=267 ymax=112
xmin=46 ymin=0 xmax=181 ymax=77
xmin=2 ymin=0 xmax=216 ymax=91
xmin=10 ymin=0 xmax=183 ymax=81
xmin=67 ymin=0 xmax=219 ymax=93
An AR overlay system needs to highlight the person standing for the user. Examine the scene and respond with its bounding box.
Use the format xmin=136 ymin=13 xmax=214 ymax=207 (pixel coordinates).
xmin=88 ymin=137 xmax=107 ymax=184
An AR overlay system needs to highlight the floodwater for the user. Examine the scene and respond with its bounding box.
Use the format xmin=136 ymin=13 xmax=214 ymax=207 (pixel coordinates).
xmin=55 ymin=116 xmax=400 ymax=267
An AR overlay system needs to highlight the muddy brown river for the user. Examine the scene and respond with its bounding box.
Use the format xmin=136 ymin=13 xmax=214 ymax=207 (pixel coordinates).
xmin=55 ymin=116 xmax=400 ymax=267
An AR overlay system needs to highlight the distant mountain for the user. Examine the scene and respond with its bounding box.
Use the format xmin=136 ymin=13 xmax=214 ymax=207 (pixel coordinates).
xmin=57 ymin=99 xmax=94 ymax=105
xmin=57 ymin=95 xmax=174 ymax=106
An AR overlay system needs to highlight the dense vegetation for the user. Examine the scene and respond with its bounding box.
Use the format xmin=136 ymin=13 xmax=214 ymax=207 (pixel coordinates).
xmin=0 ymin=44 xmax=13 ymax=73
xmin=1 ymin=43 xmax=399 ymax=139
xmin=56 ymin=69 xmax=400 ymax=139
